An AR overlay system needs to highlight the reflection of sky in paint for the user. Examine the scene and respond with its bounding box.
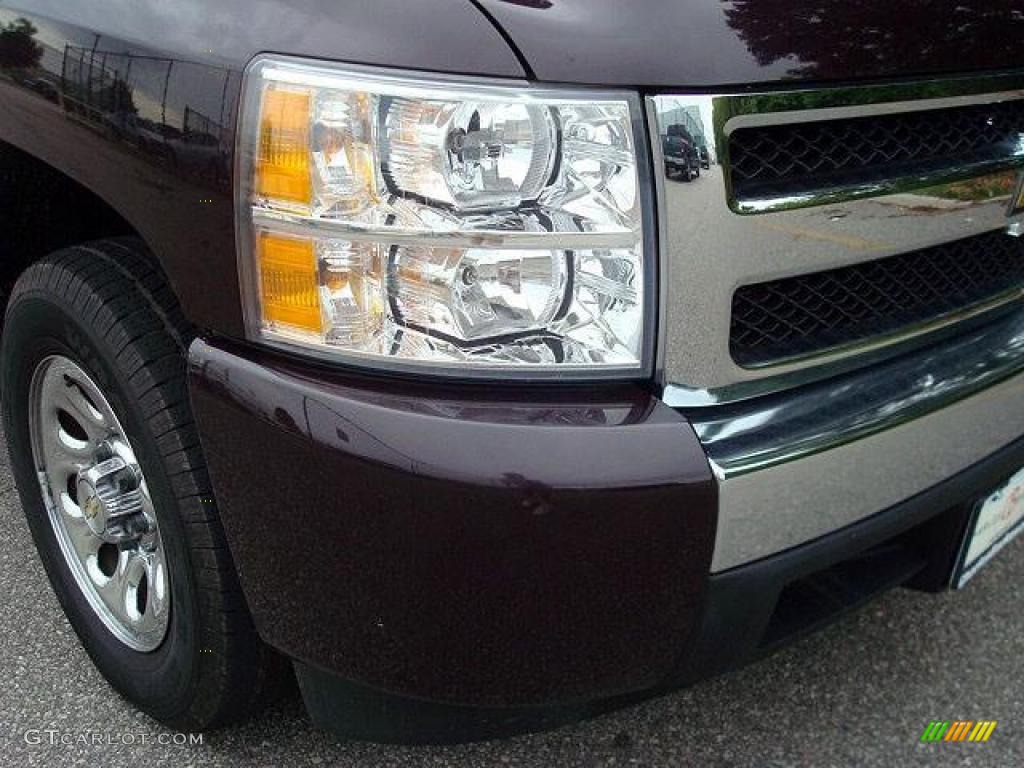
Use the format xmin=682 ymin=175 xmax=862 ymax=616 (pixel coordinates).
xmin=0 ymin=8 xmax=235 ymax=131
xmin=0 ymin=0 xmax=322 ymax=63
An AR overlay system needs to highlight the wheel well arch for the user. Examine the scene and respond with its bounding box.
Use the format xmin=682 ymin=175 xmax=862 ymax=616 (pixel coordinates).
xmin=0 ymin=140 xmax=180 ymax=315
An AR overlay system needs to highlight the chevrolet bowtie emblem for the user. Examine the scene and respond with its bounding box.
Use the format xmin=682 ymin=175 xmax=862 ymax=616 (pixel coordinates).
xmin=1008 ymin=171 xmax=1024 ymax=237
xmin=83 ymin=495 xmax=101 ymax=521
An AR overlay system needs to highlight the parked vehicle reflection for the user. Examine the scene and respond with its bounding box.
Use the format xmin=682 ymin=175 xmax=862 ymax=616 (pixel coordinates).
xmin=657 ymin=97 xmax=717 ymax=183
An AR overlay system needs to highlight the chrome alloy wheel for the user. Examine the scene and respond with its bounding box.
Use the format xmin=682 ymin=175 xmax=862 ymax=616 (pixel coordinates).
xmin=28 ymin=355 xmax=169 ymax=651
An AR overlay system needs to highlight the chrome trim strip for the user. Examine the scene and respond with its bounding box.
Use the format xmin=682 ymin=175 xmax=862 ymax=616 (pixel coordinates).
xmin=724 ymin=88 xmax=1024 ymax=132
xmin=720 ymin=74 xmax=1024 ymax=120
xmin=251 ymin=209 xmax=640 ymax=250
xmin=733 ymin=156 xmax=1024 ymax=215
xmin=646 ymin=96 xmax=672 ymax=388
xmin=688 ymin=307 xmax=1024 ymax=478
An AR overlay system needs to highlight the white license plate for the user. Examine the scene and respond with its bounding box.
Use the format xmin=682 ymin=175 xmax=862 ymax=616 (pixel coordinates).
xmin=955 ymin=467 xmax=1024 ymax=588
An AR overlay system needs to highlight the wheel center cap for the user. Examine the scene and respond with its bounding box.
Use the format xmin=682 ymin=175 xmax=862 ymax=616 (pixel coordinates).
xmin=76 ymin=455 xmax=146 ymax=541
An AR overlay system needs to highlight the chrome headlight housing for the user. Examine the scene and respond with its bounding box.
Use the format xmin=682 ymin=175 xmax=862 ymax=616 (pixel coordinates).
xmin=236 ymin=56 xmax=653 ymax=378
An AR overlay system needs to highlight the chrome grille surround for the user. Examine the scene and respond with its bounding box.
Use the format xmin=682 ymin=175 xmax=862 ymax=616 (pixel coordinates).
xmin=649 ymin=74 xmax=1024 ymax=407
xmin=651 ymin=75 xmax=1024 ymax=572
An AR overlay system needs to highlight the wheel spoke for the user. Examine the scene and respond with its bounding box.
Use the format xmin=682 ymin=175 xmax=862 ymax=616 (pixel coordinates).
xmin=94 ymin=549 xmax=131 ymax=621
xmin=59 ymin=380 xmax=109 ymax=445
xmin=118 ymin=550 xmax=167 ymax=635
xmin=64 ymin=507 xmax=101 ymax=560
xmin=142 ymin=549 xmax=170 ymax=628
xmin=47 ymin=437 xmax=90 ymax=475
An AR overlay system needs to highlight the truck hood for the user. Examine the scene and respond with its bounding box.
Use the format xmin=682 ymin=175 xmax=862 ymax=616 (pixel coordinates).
xmin=476 ymin=0 xmax=1024 ymax=87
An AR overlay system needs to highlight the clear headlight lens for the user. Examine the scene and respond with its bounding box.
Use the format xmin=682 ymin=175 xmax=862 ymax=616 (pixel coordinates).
xmin=237 ymin=56 xmax=650 ymax=377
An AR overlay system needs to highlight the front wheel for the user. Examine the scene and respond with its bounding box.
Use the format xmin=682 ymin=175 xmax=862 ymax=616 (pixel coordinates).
xmin=1 ymin=240 xmax=290 ymax=729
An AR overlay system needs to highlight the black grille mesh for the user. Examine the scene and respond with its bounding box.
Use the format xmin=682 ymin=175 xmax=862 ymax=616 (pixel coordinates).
xmin=731 ymin=231 xmax=1024 ymax=367
xmin=729 ymin=100 xmax=1024 ymax=196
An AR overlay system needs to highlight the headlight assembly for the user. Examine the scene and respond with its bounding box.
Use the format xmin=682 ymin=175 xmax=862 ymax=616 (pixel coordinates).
xmin=236 ymin=56 xmax=652 ymax=378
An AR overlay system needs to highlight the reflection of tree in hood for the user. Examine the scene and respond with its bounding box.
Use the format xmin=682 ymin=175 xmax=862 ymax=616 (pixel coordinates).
xmin=723 ymin=1 xmax=1024 ymax=79
xmin=0 ymin=17 xmax=42 ymax=70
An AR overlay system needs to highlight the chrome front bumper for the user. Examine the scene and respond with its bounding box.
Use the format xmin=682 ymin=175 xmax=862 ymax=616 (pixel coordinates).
xmin=648 ymin=75 xmax=1024 ymax=571
xmin=689 ymin=307 xmax=1024 ymax=571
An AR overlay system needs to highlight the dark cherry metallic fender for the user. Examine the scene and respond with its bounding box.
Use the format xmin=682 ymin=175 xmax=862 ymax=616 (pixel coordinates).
xmin=187 ymin=338 xmax=717 ymax=707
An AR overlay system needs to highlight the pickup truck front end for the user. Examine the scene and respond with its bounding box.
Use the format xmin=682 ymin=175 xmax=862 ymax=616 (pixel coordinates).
xmin=0 ymin=0 xmax=1022 ymax=742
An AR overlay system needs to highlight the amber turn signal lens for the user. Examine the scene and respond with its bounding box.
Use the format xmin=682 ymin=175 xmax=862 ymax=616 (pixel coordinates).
xmin=257 ymin=233 xmax=322 ymax=334
xmin=256 ymin=86 xmax=312 ymax=206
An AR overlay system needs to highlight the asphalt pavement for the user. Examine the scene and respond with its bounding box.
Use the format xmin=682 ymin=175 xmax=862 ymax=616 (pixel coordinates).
xmin=1 ymin=435 xmax=1022 ymax=768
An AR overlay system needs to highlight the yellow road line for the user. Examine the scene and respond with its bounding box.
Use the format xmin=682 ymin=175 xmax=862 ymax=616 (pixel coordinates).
xmin=755 ymin=221 xmax=893 ymax=252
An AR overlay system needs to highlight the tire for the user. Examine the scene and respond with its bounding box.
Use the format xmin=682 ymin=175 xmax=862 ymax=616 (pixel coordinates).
xmin=1 ymin=239 xmax=290 ymax=729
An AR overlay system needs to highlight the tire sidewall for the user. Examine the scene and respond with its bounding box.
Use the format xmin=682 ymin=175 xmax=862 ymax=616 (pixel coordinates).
xmin=2 ymin=291 xmax=199 ymax=722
